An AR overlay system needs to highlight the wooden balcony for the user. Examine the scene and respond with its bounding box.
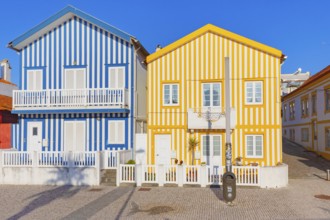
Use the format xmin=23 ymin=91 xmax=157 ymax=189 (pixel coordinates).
xmin=12 ymin=88 xmax=129 ymax=111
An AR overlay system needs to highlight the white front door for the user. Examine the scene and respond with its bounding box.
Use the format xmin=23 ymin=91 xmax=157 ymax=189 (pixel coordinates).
xmin=27 ymin=122 xmax=43 ymax=151
xmin=202 ymin=135 xmax=222 ymax=166
xmin=155 ymin=135 xmax=171 ymax=165
xmin=64 ymin=121 xmax=86 ymax=152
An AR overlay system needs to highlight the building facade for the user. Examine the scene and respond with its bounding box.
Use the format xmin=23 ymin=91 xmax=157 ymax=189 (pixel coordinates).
xmin=0 ymin=59 xmax=18 ymax=149
xmin=281 ymin=68 xmax=310 ymax=96
xmin=146 ymin=24 xmax=284 ymax=166
xmin=8 ymin=6 xmax=148 ymax=152
xmin=282 ymin=65 xmax=330 ymax=160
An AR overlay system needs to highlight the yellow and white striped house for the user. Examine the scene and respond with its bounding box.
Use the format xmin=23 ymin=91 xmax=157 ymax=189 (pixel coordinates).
xmin=146 ymin=24 xmax=284 ymax=167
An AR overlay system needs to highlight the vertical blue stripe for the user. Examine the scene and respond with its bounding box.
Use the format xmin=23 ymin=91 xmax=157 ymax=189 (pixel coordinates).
xmin=100 ymin=29 xmax=103 ymax=88
xmin=94 ymin=26 xmax=98 ymax=88
xmin=110 ymin=34 xmax=113 ymax=65
xmin=74 ymin=16 xmax=77 ymax=63
xmin=48 ymin=31 xmax=52 ymax=89
xmin=105 ymin=32 xmax=108 ymax=87
xmin=19 ymin=50 xmax=22 ymax=89
xmin=79 ymin=18 xmax=82 ymax=65
xmin=39 ymin=37 xmax=42 ymax=67
xmin=24 ymin=47 xmax=27 ymax=89
xmin=63 ymin=22 xmax=67 ymax=88
xmin=59 ymin=26 xmax=62 ymax=89
xmin=54 ymin=28 xmax=57 ymax=89
xmin=89 ymin=23 xmax=93 ymax=89
xmin=84 ymin=21 xmax=87 ymax=65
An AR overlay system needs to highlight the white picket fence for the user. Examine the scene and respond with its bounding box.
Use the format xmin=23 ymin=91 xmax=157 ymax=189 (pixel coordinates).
xmin=119 ymin=164 xmax=260 ymax=187
xmin=3 ymin=152 xmax=33 ymax=167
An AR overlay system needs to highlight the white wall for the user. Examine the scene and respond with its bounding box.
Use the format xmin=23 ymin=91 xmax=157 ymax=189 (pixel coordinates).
xmin=0 ymin=82 xmax=17 ymax=97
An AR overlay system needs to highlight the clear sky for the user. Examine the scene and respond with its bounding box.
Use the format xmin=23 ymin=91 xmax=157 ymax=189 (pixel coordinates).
xmin=1 ymin=0 xmax=329 ymax=85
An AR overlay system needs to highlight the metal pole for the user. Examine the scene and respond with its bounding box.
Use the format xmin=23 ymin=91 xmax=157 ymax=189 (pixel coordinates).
xmin=225 ymin=57 xmax=232 ymax=173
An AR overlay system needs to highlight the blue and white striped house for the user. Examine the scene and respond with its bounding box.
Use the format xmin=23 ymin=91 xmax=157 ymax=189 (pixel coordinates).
xmin=8 ymin=6 xmax=148 ymax=153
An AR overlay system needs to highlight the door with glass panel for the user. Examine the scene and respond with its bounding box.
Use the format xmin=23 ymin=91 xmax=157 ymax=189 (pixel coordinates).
xmin=202 ymin=135 xmax=222 ymax=166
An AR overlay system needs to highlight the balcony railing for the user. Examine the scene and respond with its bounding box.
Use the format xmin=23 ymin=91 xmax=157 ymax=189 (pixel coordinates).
xmin=187 ymin=107 xmax=236 ymax=129
xmin=13 ymin=88 xmax=129 ymax=110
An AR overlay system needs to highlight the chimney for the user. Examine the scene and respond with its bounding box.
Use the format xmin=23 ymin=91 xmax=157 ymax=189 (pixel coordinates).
xmin=156 ymin=44 xmax=162 ymax=52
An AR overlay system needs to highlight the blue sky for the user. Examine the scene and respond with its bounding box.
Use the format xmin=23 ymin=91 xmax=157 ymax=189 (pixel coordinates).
xmin=1 ymin=0 xmax=329 ymax=85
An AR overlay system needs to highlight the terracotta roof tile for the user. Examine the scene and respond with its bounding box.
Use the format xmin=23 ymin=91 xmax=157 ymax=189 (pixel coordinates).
xmin=0 ymin=95 xmax=12 ymax=111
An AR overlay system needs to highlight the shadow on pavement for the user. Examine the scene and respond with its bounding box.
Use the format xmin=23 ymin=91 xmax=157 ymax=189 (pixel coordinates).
xmin=283 ymin=138 xmax=330 ymax=174
xmin=8 ymin=185 xmax=81 ymax=220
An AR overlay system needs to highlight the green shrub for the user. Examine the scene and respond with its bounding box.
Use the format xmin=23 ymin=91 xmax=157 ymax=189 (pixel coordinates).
xmin=126 ymin=159 xmax=136 ymax=164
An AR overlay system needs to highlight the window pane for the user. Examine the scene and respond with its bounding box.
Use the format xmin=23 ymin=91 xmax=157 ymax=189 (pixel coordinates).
xmin=172 ymin=85 xmax=178 ymax=104
xmin=164 ymin=85 xmax=170 ymax=104
xmin=203 ymin=136 xmax=210 ymax=156
xmin=203 ymin=84 xmax=211 ymax=106
xmin=213 ymin=136 xmax=221 ymax=156
xmin=33 ymin=127 xmax=38 ymax=136
xmin=247 ymin=136 xmax=253 ymax=156
xmin=212 ymin=84 xmax=221 ymax=106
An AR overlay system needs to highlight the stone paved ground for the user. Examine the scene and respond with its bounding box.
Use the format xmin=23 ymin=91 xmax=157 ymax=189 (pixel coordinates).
xmin=0 ymin=139 xmax=330 ymax=220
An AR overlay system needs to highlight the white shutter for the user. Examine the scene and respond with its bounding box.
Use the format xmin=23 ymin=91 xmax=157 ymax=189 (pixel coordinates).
xmin=35 ymin=70 xmax=43 ymax=90
xmin=108 ymin=121 xmax=116 ymax=144
xmin=109 ymin=68 xmax=116 ymax=88
xmin=117 ymin=68 xmax=124 ymax=88
xmin=117 ymin=121 xmax=124 ymax=143
xmin=75 ymin=121 xmax=86 ymax=151
xmin=27 ymin=70 xmax=35 ymax=90
xmin=75 ymin=69 xmax=85 ymax=89
xmin=65 ymin=69 xmax=75 ymax=89
xmin=64 ymin=122 xmax=74 ymax=151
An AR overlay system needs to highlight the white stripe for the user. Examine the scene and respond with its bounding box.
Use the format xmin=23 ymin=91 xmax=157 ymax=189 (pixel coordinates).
xmin=92 ymin=25 xmax=95 ymax=88
xmin=102 ymin=32 xmax=105 ymax=88
xmin=112 ymin=36 xmax=116 ymax=64
xmin=82 ymin=20 xmax=85 ymax=65
xmin=55 ymin=115 xmax=59 ymax=151
xmin=46 ymin=34 xmax=49 ymax=89
xmin=51 ymin=31 xmax=54 ymax=89
xmin=66 ymin=21 xmax=69 ymax=66
xmin=31 ymin=42 xmax=35 ymax=67
xmin=71 ymin=18 xmax=74 ymax=64
xmin=56 ymin=28 xmax=60 ymax=89
xmin=102 ymin=114 xmax=105 ymax=150
xmin=50 ymin=115 xmax=54 ymax=151
xmin=77 ymin=18 xmax=80 ymax=65
xmin=118 ymin=38 xmax=121 ymax=64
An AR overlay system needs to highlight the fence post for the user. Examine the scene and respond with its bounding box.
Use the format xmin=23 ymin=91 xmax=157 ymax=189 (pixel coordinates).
xmin=136 ymin=164 xmax=142 ymax=187
xmin=116 ymin=164 xmax=120 ymax=187
xmin=200 ymin=165 xmax=207 ymax=187
xmin=32 ymin=151 xmax=38 ymax=167
xmin=177 ymin=165 xmax=184 ymax=187
xmin=95 ymin=151 xmax=100 ymax=186
xmin=158 ymin=165 xmax=164 ymax=187
xmin=99 ymin=151 xmax=104 ymax=169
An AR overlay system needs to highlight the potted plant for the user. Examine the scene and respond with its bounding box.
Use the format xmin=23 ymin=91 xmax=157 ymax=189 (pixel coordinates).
xmin=201 ymin=162 xmax=206 ymax=166
xmin=188 ymin=137 xmax=199 ymax=165
xmin=235 ymin=156 xmax=243 ymax=166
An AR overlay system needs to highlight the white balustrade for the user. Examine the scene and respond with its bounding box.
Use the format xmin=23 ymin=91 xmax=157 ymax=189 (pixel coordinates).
xmin=142 ymin=165 xmax=157 ymax=183
xmin=72 ymin=152 xmax=96 ymax=167
xmin=207 ymin=165 xmax=224 ymax=185
xmin=164 ymin=165 xmax=177 ymax=184
xmin=184 ymin=166 xmax=200 ymax=184
xmin=38 ymin=151 xmax=68 ymax=167
xmin=119 ymin=164 xmax=135 ymax=183
xmin=232 ymin=166 xmax=260 ymax=186
xmin=3 ymin=152 xmax=33 ymax=167
xmin=13 ymin=88 xmax=129 ymax=109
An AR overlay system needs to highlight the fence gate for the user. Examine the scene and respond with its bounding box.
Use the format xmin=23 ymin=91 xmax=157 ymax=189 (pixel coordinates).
xmin=135 ymin=134 xmax=147 ymax=164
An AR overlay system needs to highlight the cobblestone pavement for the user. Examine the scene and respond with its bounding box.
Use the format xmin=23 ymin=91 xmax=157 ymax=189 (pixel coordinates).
xmin=0 ymin=139 xmax=329 ymax=220
xmin=282 ymin=138 xmax=330 ymax=179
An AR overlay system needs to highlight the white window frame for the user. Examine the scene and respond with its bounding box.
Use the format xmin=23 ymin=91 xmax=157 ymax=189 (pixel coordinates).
xmin=108 ymin=66 xmax=125 ymax=89
xmin=202 ymin=83 xmax=221 ymax=107
xmin=245 ymin=135 xmax=263 ymax=158
xmin=163 ymin=84 xmax=179 ymax=106
xmin=201 ymin=135 xmax=222 ymax=157
xmin=108 ymin=120 xmax=125 ymax=144
xmin=245 ymin=81 xmax=263 ymax=104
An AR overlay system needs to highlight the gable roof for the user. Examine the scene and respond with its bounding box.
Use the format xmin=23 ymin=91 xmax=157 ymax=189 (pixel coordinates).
xmin=8 ymin=5 xmax=134 ymax=51
xmin=282 ymin=65 xmax=330 ymax=101
xmin=146 ymin=24 xmax=283 ymax=64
